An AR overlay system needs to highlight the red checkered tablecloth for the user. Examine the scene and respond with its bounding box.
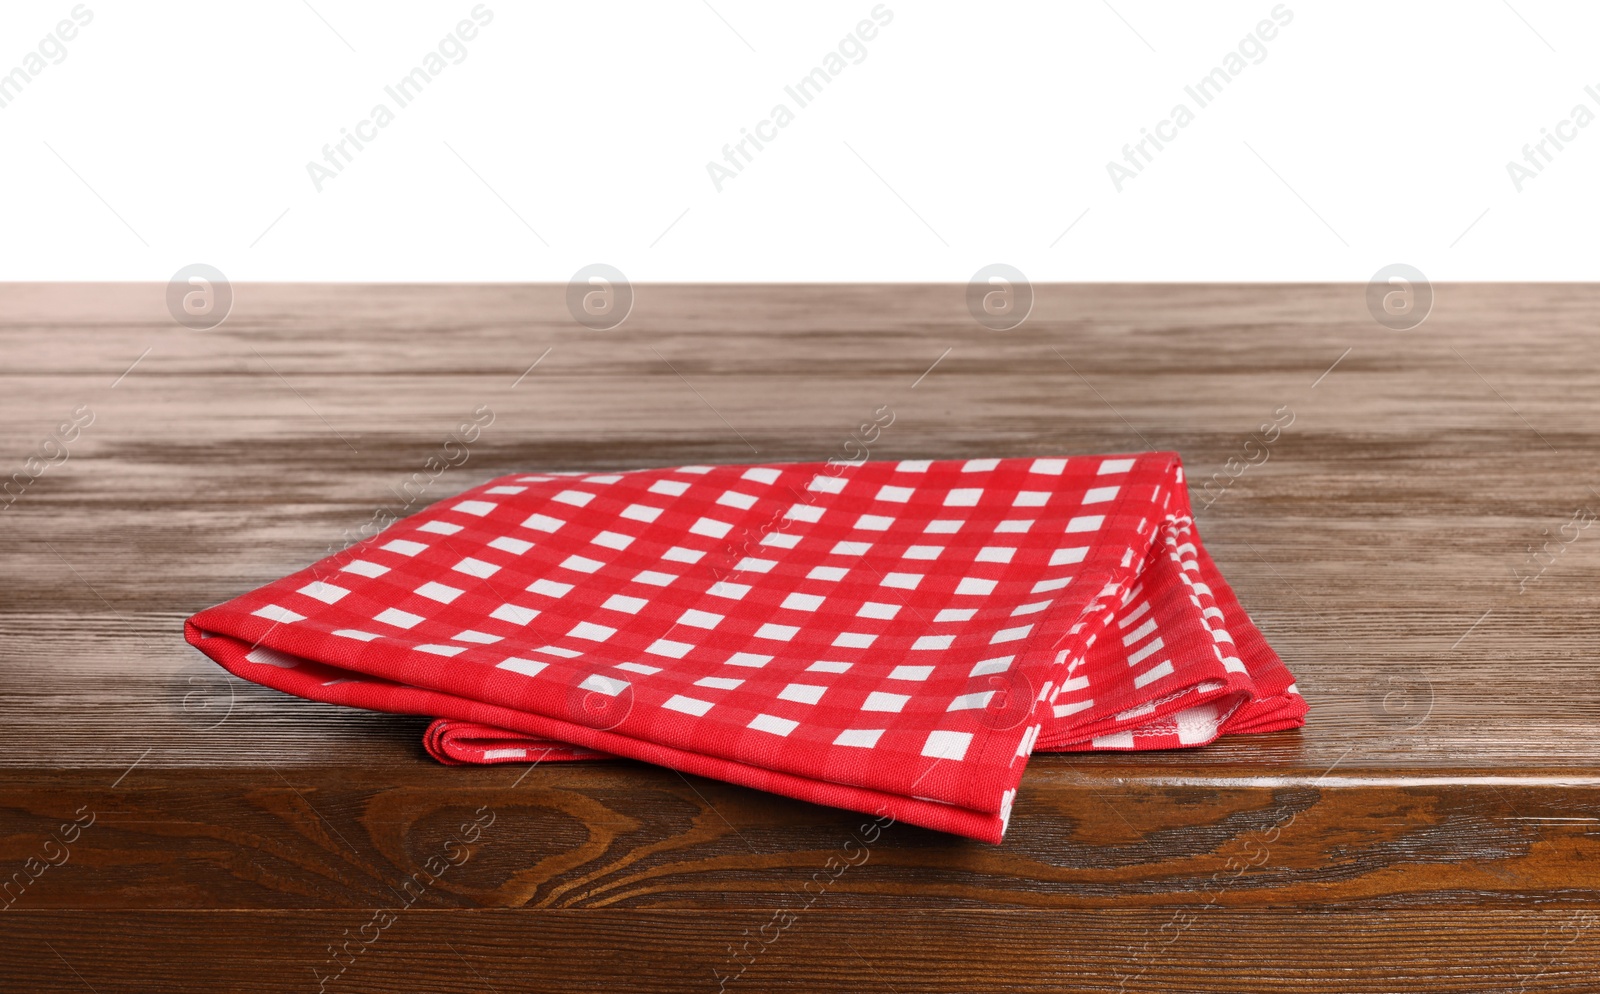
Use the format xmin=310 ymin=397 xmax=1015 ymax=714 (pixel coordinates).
xmin=185 ymin=452 xmax=1304 ymax=842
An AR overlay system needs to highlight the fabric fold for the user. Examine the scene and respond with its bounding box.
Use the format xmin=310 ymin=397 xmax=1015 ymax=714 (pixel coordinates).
xmin=185 ymin=452 xmax=1304 ymax=843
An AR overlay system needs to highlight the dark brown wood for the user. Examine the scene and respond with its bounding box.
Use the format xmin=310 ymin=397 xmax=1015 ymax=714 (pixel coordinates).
xmin=3 ymin=283 xmax=1599 ymax=989
xmin=5 ymin=910 xmax=1600 ymax=992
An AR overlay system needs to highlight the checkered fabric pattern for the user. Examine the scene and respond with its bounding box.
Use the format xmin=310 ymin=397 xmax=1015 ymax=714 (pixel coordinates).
xmin=185 ymin=452 xmax=1304 ymax=843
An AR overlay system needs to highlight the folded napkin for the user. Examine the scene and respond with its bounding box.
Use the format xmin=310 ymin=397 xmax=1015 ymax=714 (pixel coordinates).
xmin=185 ymin=453 xmax=1304 ymax=843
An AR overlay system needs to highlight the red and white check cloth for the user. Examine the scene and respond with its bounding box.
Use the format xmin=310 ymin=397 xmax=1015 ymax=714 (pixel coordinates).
xmin=185 ymin=453 xmax=1304 ymax=843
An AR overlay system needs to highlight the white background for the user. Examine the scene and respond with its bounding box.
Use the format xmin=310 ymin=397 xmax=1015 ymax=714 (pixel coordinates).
xmin=1 ymin=1 xmax=1596 ymax=282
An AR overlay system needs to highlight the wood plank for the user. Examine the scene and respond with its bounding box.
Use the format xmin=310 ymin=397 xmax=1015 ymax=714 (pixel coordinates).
xmin=2 ymin=283 xmax=1598 ymax=985
xmin=2 ymin=769 xmax=1599 ymax=910
xmin=2 ymin=910 xmax=1598 ymax=992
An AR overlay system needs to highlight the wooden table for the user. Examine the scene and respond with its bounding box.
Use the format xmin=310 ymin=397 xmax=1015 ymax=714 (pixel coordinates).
xmin=2 ymin=283 xmax=1598 ymax=992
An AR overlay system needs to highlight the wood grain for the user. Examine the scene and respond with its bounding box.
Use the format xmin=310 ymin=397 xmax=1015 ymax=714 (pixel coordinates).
xmin=2 ymin=283 xmax=1598 ymax=988
xmin=6 ymin=910 xmax=1600 ymax=993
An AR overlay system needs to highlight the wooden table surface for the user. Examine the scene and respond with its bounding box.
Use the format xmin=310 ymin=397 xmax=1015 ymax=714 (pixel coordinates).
xmin=3 ymin=283 xmax=1598 ymax=992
